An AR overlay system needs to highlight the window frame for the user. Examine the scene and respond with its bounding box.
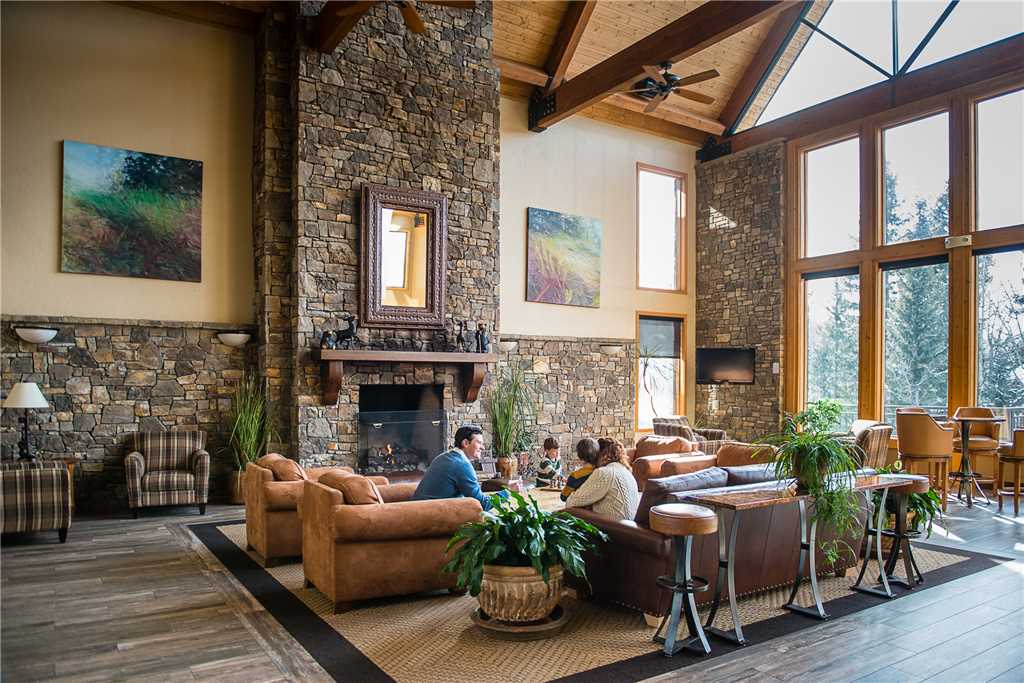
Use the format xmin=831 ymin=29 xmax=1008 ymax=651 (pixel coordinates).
xmin=785 ymin=72 xmax=1024 ymax=441
xmin=635 ymin=310 xmax=687 ymax=434
xmin=636 ymin=163 xmax=687 ymax=294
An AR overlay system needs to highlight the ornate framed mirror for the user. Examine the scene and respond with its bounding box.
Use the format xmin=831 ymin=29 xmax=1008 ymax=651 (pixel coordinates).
xmin=361 ymin=184 xmax=447 ymax=329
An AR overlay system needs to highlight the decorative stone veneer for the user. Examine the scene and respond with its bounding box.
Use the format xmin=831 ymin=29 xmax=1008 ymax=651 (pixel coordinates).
xmin=501 ymin=335 xmax=636 ymax=472
xmin=0 ymin=316 xmax=252 ymax=512
xmin=694 ymin=142 xmax=786 ymax=442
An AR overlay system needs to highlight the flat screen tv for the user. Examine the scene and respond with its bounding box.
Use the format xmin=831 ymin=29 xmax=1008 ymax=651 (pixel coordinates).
xmin=696 ymin=347 xmax=755 ymax=385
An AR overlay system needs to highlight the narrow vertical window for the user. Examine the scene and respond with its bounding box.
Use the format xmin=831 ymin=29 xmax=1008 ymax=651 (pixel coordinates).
xmin=638 ymin=315 xmax=683 ymax=430
xmin=638 ymin=166 xmax=684 ymax=291
xmin=804 ymin=271 xmax=860 ymax=430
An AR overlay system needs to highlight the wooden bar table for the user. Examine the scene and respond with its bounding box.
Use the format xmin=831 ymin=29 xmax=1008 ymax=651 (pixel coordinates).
xmin=685 ymin=474 xmax=922 ymax=646
xmin=950 ymin=414 xmax=1005 ymax=508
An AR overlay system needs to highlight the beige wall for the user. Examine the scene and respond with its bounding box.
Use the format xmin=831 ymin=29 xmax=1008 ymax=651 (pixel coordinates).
xmin=1 ymin=2 xmax=255 ymax=324
xmin=499 ymin=97 xmax=698 ymax=416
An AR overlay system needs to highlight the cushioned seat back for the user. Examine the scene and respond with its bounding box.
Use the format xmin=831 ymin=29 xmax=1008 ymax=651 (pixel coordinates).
xmin=634 ymin=467 xmax=728 ymax=524
xmin=133 ymin=431 xmax=205 ymax=471
xmin=722 ymin=463 xmax=777 ymax=486
xmin=714 ymin=442 xmax=775 ymax=467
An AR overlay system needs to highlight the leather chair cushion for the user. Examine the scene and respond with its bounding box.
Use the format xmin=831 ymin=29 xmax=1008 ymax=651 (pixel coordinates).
xmin=635 ymin=435 xmax=695 ymax=458
xmin=258 ymin=453 xmax=307 ymax=481
xmin=142 ymin=470 xmax=195 ymax=492
xmin=722 ymin=463 xmax=778 ymax=486
xmin=319 ymin=470 xmax=383 ymax=505
xmin=715 ymin=442 xmax=775 ymax=467
xmin=634 ymin=466 xmax=728 ymax=524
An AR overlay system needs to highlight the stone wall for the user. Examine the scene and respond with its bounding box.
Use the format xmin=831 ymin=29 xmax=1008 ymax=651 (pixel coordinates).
xmin=501 ymin=335 xmax=635 ymax=471
xmin=694 ymin=142 xmax=786 ymax=442
xmin=0 ymin=316 xmax=251 ymax=512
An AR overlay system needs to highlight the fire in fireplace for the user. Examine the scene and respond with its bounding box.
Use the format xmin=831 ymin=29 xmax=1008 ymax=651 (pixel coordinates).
xmin=357 ymin=385 xmax=446 ymax=476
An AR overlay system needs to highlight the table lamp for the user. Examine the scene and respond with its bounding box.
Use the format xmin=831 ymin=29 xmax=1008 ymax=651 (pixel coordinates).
xmin=3 ymin=382 xmax=49 ymax=460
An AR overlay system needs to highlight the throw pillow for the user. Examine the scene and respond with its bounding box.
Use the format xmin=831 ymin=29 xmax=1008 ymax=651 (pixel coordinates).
xmin=715 ymin=442 xmax=774 ymax=467
xmin=634 ymin=466 xmax=728 ymax=524
xmin=257 ymin=453 xmax=308 ymax=482
xmin=634 ymin=435 xmax=694 ymax=459
xmin=722 ymin=463 xmax=778 ymax=486
xmin=335 ymin=475 xmax=384 ymax=505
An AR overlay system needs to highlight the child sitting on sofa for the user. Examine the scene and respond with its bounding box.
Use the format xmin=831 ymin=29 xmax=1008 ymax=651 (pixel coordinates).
xmin=535 ymin=437 xmax=563 ymax=488
xmin=560 ymin=437 xmax=600 ymax=501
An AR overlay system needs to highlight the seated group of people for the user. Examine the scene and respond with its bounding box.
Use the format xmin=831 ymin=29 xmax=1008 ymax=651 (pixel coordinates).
xmin=411 ymin=425 xmax=640 ymax=520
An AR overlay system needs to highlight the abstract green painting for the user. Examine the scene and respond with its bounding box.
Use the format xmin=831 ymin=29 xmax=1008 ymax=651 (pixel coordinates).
xmin=526 ymin=207 xmax=602 ymax=308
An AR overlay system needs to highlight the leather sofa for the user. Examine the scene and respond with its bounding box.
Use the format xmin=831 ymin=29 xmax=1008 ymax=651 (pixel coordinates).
xmin=301 ymin=475 xmax=482 ymax=613
xmin=243 ymin=454 xmax=389 ymax=566
xmin=568 ymin=463 xmax=866 ymax=618
xmin=632 ymin=439 xmax=775 ymax=491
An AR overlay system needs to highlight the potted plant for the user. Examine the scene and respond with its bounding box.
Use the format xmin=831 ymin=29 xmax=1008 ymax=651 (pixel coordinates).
xmin=443 ymin=490 xmax=607 ymax=624
xmin=490 ymin=365 xmax=535 ymax=480
xmin=760 ymin=399 xmax=862 ymax=564
xmin=225 ymin=371 xmax=276 ymax=504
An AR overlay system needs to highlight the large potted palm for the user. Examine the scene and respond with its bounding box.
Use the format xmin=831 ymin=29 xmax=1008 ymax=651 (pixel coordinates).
xmin=443 ymin=490 xmax=606 ymax=629
xmin=489 ymin=365 xmax=535 ymax=480
xmin=225 ymin=371 xmax=276 ymax=504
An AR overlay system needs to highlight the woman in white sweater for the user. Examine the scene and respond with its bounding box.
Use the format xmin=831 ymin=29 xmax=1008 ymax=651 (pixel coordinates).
xmin=565 ymin=438 xmax=640 ymax=520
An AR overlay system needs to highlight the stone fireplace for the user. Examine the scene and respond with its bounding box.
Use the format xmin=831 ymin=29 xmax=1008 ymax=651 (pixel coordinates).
xmin=357 ymin=384 xmax=445 ymax=477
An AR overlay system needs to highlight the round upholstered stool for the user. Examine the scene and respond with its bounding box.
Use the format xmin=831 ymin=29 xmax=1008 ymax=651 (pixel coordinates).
xmin=649 ymin=503 xmax=717 ymax=657
xmin=996 ymin=432 xmax=1024 ymax=516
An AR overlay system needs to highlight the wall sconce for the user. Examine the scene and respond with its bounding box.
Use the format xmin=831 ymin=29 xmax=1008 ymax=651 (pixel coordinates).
xmin=13 ymin=325 xmax=58 ymax=344
xmin=217 ymin=332 xmax=251 ymax=347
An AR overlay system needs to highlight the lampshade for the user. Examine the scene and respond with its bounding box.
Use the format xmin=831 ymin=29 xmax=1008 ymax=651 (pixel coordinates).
xmin=3 ymin=382 xmax=49 ymax=409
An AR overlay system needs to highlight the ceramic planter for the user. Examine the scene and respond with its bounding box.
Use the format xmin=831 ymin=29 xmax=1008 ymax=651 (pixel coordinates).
xmin=229 ymin=470 xmax=245 ymax=505
xmin=478 ymin=564 xmax=563 ymax=622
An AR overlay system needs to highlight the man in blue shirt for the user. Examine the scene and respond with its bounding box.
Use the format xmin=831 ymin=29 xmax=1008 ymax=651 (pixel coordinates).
xmin=413 ymin=424 xmax=503 ymax=511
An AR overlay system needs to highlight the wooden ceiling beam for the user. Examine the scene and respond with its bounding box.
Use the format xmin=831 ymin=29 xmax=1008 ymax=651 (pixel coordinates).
xmin=726 ymin=34 xmax=1024 ymax=152
xmin=719 ymin=1 xmax=810 ymax=134
xmin=543 ymin=0 xmax=597 ymax=94
xmin=530 ymin=0 xmax=794 ymax=131
xmin=494 ymin=57 xmax=549 ymax=87
xmin=607 ymin=94 xmax=725 ymax=135
xmin=113 ymin=1 xmax=262 ymax=33
xmin=317 ymin=0 xmax=373 ymax=53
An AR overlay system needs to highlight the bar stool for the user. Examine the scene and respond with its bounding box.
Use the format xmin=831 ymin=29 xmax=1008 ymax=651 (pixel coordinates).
xmin=896 ymin=409 xmax=953 ymax=511
xmin=996 ymin=430 xmax=1024 ymax=516
xmin=649 ymin=503 xmax=717 ymax=657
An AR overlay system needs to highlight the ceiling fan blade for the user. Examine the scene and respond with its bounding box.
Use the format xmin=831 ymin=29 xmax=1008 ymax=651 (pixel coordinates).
xmin=642 ymin=64 xmax=667 ymax=85
xmin=325 ymin=0 xmax=374 ymax=16
xmin=421 ymin=0 xmax=476 ymax=6
xmin=673 ymin=68 xmax=720 ymax=88
xmin=399 ymin=1 xmax=428 ymax=33
xmin=644 ymin=91 xmax=669 ymax=113
xmin=673 ymin=89 xmax=716 ymax=105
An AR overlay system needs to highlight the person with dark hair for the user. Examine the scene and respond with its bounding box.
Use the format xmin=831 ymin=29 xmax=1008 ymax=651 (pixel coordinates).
xmin=565 ymin=438 xmax=640 ymax=520
xmin=560 ymin=437 xmax=600 ymax=502
xmin=412 ymin=424 xmax=500 ymax=511
xmin=535 ymin=436 xmax=563 ymax=488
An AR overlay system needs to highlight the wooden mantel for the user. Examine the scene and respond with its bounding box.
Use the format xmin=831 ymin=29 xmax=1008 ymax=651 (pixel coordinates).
xmin=313 ymin=349 xmax=499 ymax=404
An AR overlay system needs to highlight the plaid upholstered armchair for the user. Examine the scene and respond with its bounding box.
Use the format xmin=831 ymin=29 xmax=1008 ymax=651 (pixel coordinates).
xmin=125 ymin=431 xmax=209 ymax=517
xmin=0 ymin=461 xmax=71 ymax=542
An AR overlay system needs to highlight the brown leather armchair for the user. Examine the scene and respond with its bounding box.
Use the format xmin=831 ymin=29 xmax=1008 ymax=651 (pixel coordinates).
xmin=896 ymin=409 xmax=953 ymax=510
xmin=243 ymin=456 xmax=388 ymax=566
xmin=301 ymin=478 xmax=482 ymax=613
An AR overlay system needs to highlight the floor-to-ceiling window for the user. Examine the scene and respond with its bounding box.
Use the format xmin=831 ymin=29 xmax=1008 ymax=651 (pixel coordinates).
xmin=804 ymin=271 xmax=860 ymax=429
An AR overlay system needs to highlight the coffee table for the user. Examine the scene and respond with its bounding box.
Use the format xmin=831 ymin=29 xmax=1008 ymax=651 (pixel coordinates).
xmin=684 ymin=474 xmax=923 ymax=646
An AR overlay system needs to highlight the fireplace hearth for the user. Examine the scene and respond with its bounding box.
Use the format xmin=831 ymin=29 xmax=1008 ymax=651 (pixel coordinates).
xmin=357 ymin=385 xmax=446 ymax=476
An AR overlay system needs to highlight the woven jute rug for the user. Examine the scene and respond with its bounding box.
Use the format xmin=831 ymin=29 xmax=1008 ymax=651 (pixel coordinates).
xmin=191 ymin=521 xmax=1007 ymax=683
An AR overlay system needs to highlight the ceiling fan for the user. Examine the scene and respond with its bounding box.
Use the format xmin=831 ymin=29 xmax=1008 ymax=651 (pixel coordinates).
xmin=620 ymin=63 xmax=720 ymax=113
xmin=325 ymin=0 xmax=475 ymax=37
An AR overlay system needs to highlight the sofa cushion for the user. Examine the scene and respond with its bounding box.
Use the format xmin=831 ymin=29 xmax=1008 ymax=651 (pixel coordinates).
xmin=635 ymin=435 xmax=695 ymax=459
xmin=722 ymin=463 xmax=778 ymax=486
xmin=319 ymin=470 xmax=382 ymax=505
xmin=634 ymin=466 xmax=729 ymax=524
xmin=142 ymin=470 xmax=195 ymax=492
xmin=715 ymin=442 xmax=774 ymax=467
xmin=258 ymin=453 xmax=307 ymax=482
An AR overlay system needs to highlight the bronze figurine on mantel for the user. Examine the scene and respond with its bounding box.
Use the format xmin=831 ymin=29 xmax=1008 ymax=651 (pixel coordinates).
xmin=361 ymin=183 xmax=447 ymax=329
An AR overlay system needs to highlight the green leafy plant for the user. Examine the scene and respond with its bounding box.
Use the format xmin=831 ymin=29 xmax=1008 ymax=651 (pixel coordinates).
xmin=442 ymin=490 xmax=608 ymax=596
xmin=490 ymin=365 xmax=536 ymax=457
xmin=872 ymin=461 xmax=943 ymax=537
xmin=794 ymin=398 xmax=844 ymax=433
xmin=760 ymin=401 xmax=863 ymax=564
xmin=226 ymin=371 xmax=277 ymax=471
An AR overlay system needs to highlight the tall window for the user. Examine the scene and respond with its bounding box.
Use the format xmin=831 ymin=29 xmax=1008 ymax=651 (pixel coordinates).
xmin=804 ymin=272 xmax=860 ymax=429
xmin=883 ymin=112 xmax=949 ymax=245
xmin=637 ymin=315 xmax=683 ymax=430
xmin=976 ymin=248 xmax=1024 ymax=439
xmin=882 ymin=258 xmax=949 ymax=426
xmin=804 ymin=137 xmax=860 ymax=256
xmin=976 ymin=89 xmax=1024 ymax=231
xmin=637 ymin=165 xmax=684 ymax=291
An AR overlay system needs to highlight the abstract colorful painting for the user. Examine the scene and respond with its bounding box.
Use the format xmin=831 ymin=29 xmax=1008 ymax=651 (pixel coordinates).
xmin=61 ymin=140 xmax=203 ymax=282
xmin=526 ymin=207 xmax=602 ymax=308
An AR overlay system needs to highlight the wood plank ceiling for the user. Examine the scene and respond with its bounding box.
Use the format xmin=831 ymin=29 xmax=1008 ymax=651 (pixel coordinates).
xmin=493 ymin=0 xmax=804 ymax=144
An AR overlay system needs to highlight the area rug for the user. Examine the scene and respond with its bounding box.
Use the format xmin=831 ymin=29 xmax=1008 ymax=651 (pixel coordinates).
xmin=191 ymin=520 xmax=1007 ymax=683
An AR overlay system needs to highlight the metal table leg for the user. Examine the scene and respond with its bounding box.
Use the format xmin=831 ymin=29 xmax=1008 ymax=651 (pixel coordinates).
xmin=703 ymin=509 xmax=745 ymax=645
xmin=784 ymin=498 xmax=828 ymax=619
xmin=882 ymin=492 xmax=924 ymax=589
xmin=853 ymin=486 xmax=895 ymax=598
xmin=652 ymin=536 xmax=711 ymax=657
xmin=953 ymin=421 xmax=990 ymax=508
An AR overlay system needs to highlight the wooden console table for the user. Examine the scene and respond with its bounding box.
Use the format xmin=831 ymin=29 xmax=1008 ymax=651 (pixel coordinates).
xmin=313 ymin=349 xmax=498 ymax=404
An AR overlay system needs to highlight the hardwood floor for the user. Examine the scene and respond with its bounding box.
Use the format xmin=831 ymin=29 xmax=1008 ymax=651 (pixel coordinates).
xmin=2 ymin=500 xmax=1022 ymax=682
